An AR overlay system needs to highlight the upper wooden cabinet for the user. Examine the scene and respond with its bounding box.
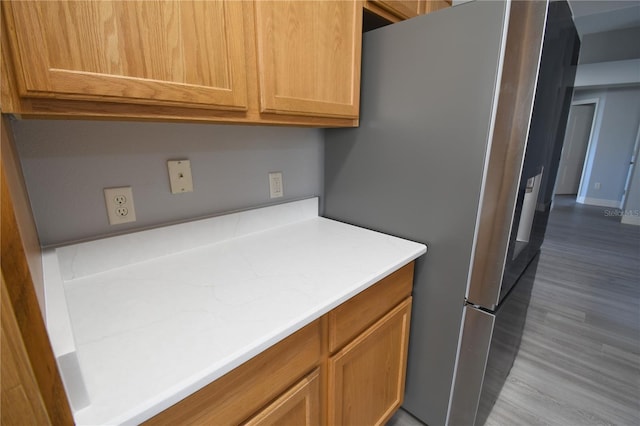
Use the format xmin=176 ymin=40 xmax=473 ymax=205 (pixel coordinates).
xmin=1 ymin=1 xmax=362 ymax=126
xmin=424 ymin=1 xmax=452 ymax=14
xmin=254 ymin=1 xmax=361 ymax=119
xmin=372 ymin=1 xmax=423 ymax=20
xmin=3 ymin=1 xmax=248 ymax=111
xmin=365 ymin=0 xmax=451 ymax=22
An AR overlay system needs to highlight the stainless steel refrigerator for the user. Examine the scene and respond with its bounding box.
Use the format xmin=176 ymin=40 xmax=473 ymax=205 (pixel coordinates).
xmin=323 ymin=1 xmax=580 ymax=425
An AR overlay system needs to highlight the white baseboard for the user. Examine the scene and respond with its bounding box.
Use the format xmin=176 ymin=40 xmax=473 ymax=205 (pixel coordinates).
xmin=621 ymin=214 xmax=640 ymax=226
xmin=577 ymin=197 xmax=620 ymax=208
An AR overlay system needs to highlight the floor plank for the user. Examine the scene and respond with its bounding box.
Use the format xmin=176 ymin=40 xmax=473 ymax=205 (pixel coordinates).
xmin=484 ymin=196 xmax=640 ymax=426
xmin=389 ymin=196 xmax=640 ymax=425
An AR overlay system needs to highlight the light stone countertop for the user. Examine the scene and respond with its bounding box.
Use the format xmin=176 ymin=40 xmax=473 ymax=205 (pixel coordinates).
xmin=42 ymin=198 xmax=426 ymax=425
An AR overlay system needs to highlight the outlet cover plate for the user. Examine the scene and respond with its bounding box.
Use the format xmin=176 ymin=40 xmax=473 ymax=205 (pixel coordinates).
xmin=168 ymin=160 xmax=194 ymax=194
xmin=104 ymin=186 xmax=136 ymax=225
xmin=269 ymin=172 xmax=283 ymax=198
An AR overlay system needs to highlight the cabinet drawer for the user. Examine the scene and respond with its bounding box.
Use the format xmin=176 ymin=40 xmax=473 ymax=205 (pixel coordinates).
xmin=328 ymin=262 xmax=414 ymax=353
xmin=243 ymin=369 xmax=321 ymax=426
xmin=144 ymin=319 xmax=322 ymax=426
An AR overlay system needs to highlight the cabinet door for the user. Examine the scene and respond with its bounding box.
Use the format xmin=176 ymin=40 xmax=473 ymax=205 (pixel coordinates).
xmin=244 ymin=369 xmax=320 ymax=426
xmin=3 ymin=1 xmax=248 ymax=111
xmin=423 ymin=1 xmax=451 ymax=14
xmin=373 ymin=1 xmax=422 ymax=19
xmin=254 ymin=1 xmax=361 ymax=119
xmin=328 ymin=297 xmax=412 ymax=426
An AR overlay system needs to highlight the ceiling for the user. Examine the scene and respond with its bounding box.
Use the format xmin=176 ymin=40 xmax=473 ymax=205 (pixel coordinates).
xmin=567 ymin=0 xmax=640 ymax=36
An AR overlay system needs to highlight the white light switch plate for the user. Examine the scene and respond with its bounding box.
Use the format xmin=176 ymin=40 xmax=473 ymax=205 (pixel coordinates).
xmin=269 ymin=172 xmax=283 ymax=198
xmin=168 ymin=160 xmax=194 ymax=194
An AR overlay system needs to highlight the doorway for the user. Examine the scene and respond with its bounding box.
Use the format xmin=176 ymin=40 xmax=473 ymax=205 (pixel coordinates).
xmin=555 ymin=103 xmax=596 ymax=195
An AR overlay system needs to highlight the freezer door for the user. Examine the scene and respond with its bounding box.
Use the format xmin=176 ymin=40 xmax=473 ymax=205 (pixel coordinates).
xmin=448 ymin=306 xmax=495 ymax=426
xmin=475 ymin=255 xmax=538 ymax=425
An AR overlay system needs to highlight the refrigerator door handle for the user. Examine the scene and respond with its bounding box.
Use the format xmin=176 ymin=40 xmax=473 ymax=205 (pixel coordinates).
xmin=447 ymin=306 xmax=495 ymax=426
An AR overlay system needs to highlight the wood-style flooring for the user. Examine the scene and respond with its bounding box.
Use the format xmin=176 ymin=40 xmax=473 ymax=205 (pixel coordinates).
xmin=388 ymin=196 xmax=640 ymax=426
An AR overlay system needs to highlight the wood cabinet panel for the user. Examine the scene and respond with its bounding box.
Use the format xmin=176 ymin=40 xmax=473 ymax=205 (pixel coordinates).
xmin=373 ymin=0 xmax=422 ymax=19
xmin=1 ymin=115 xmax=74 ymax=426
xmin=328 ymin=297 xmax=412 ymax=426
xmin=244 ymin=369 xmax=321 ymax=426
xmin=254 ymin=0 xmax=361 ymax=118
xmin=1 ymin=272 xmax=51 ymax=426
xmin=423 ymin=1 xmax=451 ymax=14
xmin=3 ymin=1 xmax=248 ymax=110
xmin=329 ymin=262 xmax=414 ymax=353
xmin=365 ymin=0 xmax=450 ymax=22
xmin=143 ymin=319 xmax=322 ymax=426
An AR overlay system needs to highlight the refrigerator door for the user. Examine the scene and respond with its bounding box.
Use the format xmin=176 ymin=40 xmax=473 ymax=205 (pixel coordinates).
xmin=474 ymin=255 xmax=538 ymax=426
xmin=499 ymin=0 xmax=580 ymax=304
xmin=324 ymin=2 xmax=509 ymax=424
xmin=466 ymin=0 xmax=548 ymax=311
xmin=447 ymin=306 xmax=495 ymax=426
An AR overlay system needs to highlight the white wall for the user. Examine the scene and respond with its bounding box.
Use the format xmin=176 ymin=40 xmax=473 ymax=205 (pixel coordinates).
xmin=11 ymin=119 xmax=324 ymax=246
xmin=573 ymin=86 xmax=640 ymax=207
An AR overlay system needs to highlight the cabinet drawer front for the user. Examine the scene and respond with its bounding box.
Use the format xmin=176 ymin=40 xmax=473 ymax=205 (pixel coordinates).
xmin=328 ymin=297 xmax=412 ymax=426
xmin=143 ymin=319 xmax=322 ymax=426
xmin=243 ymin=369 xmax=321 ymax=426
xmin=328 ymin=262 xmax=414 ymax=353
xmin=4 ymin=1 xmax=248 ymax=111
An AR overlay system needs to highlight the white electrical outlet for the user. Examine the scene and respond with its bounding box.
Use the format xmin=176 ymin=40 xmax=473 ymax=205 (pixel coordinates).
xmin=269 ymin=172 xmax=283 ymax=198
xmin=167 ymin=160 xmax=194 ymax=194
xmin=594 ymin=182 xmax=601 ymax=190
xmin=104 ymin=186 xmax=137 ymax=225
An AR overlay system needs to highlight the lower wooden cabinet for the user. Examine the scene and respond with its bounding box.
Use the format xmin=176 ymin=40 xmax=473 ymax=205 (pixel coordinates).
xmin=244 ymin=369 xmax=321 ymax=426
xmin=328 ymin=298 xmax=412 ymax=426
xmin=145 ymin=262 xmax=415 ymax=425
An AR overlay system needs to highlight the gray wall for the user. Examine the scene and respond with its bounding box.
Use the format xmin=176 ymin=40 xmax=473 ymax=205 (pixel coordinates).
xmin=573 ymin=86 xmax=640 ymax=206
xmin=11 ymin=119 xmax=324 ymax=246
xmin=578 ymin=27 xmax=640 ymax=64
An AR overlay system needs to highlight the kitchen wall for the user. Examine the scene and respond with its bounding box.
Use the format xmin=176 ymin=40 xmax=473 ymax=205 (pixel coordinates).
xmin=10 ymin=118 xmax=324 ymax=246
xmin=573 ymin=86 xmax=640 ymax=207
xmin=578 ymin=27 xmax=640 ymax=64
